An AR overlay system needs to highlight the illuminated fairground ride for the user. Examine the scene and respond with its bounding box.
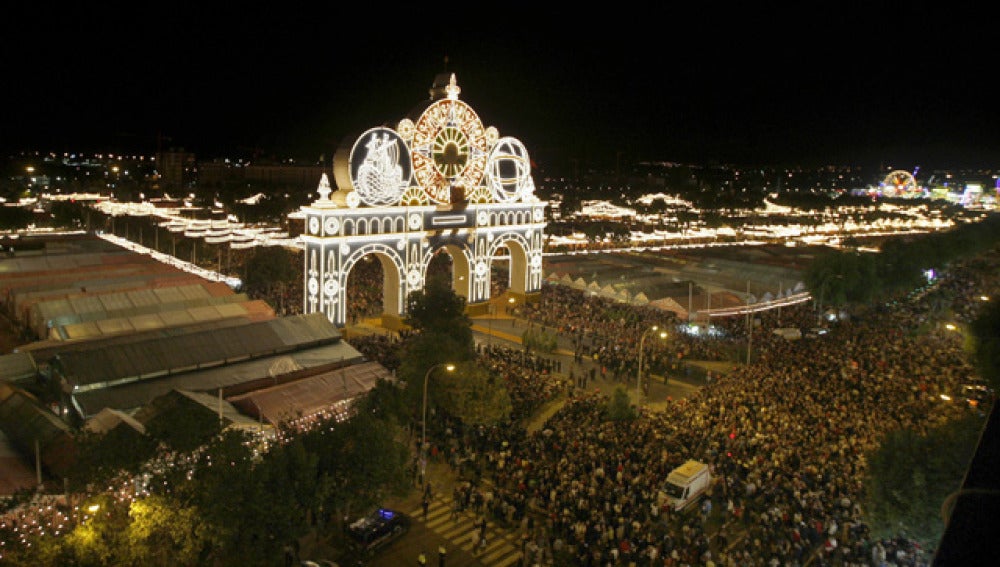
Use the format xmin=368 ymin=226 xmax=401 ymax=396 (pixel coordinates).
xmin=298 ymin=74 xmax=547 ymax=328
xmin=879 ymin=170 xmax=924 ymax=198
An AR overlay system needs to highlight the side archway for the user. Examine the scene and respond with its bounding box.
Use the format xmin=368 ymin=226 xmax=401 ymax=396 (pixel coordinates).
xmin=489 ymin=232 xmax=532 ymax=295
xmin=340 ymin=243 xmax=406 ymax=322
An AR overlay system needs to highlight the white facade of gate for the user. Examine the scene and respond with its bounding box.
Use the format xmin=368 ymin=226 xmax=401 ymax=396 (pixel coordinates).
xmin=299 ymin=74 xmax=546 ymax=326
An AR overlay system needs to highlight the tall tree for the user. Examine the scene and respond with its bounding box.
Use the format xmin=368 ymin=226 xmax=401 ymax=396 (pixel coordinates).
xmin=49 ymin=200 xmax=86 ymax=228
xmin=398 ymin=275 xmax=512 ymax=428
xmin=143 ymin=400 xmax=223 ymax=454
xmin=969 ymin=298 xmax=1000 ymax=392
xmin=398 ymin=274 xmax=476 ymax=410
xmin=242 ymin=245 xmax=299 ymax=305
xmin=0 ymin=205 xmax=33 ymax=230
xmin=606 ymin=385 xmax=636 ymax=421
xmin=68 ymin=427 xmax=158 ymax=492
xmin=806 ymin=248 xmax=883 ymax=309
xmin=124 ymin=496 xmax=217 ymax=566
xmin=171 ymin=429 xmax=298 ymax=566
xmin=404 ymin=274 xmax=473 ymax=339
xmin=863 ymin=413 xmax=984 ymax=549
xmin=435 ymin=361 xmax=512 ymax=426
xmin=301 ymin=410 xmax=411 ymax=530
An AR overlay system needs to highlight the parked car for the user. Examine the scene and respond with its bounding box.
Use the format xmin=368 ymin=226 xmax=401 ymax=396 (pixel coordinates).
xmin=345 ymin=508 xmax=410 ymax=554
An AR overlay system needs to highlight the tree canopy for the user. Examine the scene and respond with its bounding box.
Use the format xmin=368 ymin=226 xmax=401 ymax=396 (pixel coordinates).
xmin=969 ymin=298 xmax=1000 ymax=392
xmin=242 ymin=245 xmax=299 ymax=295
xmin=434 ymin=361 xmax=512 ymax=426
xmin=397 ymin=274 xmax=511 ymax=429
xmin=863 ymin=413 xmax=984 ymax=550
xmin=806 ymin=213 xmax=1000 ymax=309
xmin=404 ymin=274 xmax=473 ymax=337
xmin=605 ymin=385 xmax=636 ymax=421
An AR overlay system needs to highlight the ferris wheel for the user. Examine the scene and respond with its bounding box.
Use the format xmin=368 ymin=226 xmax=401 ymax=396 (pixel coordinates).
xmin=881 ymin=170 xmax=919 ymax=198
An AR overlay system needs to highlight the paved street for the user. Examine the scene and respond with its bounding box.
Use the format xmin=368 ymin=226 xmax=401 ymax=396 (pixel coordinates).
xmin=302 ymin=297 xmax=730 ymax=565
xmin=370 ymin=478 xmax=525 ymax=567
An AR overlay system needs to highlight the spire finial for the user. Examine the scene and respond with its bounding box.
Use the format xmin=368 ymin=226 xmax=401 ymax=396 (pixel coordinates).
xmin=316 ymin=173 xmax=332 ymax=201
xmin=445 ymin=73 xmax=460 ymax=100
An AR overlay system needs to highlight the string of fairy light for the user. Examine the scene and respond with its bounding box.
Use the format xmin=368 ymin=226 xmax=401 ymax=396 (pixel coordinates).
xmin=0 ymin=399 xmax=359 ymax=560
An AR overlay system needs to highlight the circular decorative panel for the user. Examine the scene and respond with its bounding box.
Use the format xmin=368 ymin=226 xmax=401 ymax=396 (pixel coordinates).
xmin=485 ymin=137 xmax=531 ymax=202
xmin=347 ymin=127 xmax=412 ymax=206
xmin=411 ymin=99 xmax=488 ymax=204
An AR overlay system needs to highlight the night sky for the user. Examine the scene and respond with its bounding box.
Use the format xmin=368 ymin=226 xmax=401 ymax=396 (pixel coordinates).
xmin=4 ymin=5 xmax=996 ymax=171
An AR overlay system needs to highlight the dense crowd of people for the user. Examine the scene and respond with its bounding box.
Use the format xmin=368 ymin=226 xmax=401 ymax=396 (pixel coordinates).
xmin=241 ymin=249 xmax=387 ymax=320
xmin=520 ymin=285 xmax=743 ymax=385
xmin=274 ymin=235 xmax=996 ymax=566
xmin=369 ymin=248 xmax=998 ymax=566
xmin=478 ymin=343 xmax=567 ymax=422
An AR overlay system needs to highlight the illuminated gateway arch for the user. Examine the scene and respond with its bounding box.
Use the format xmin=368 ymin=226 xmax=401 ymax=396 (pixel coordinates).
xmin=300 ymin=74 xmax=547 ymax=328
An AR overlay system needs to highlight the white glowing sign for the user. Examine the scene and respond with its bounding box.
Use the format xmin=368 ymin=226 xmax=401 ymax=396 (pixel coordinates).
xmin=348 ymin=128 xmax=411 ymax=206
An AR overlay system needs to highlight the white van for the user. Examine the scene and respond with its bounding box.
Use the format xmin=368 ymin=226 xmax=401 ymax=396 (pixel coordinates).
xmin=663 ymin=460 xmax=711 ymax=512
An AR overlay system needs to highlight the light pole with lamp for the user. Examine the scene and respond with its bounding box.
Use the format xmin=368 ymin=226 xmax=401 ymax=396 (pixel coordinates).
xmin=637 ymin=326 xmax=667 ymax=405
xmin=421 ymin=363 xmax=455 ymax=482
xmin=487 ymin=300 xmax=495 ymax=344
xmin=816 ymin=274 xmax=844 ymax=325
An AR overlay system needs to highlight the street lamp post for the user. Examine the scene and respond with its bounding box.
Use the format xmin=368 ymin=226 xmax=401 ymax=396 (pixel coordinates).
xmin=421 ymin=363 xmax=455 ymax=481
xmin=637 ymin=326 xmax=667 ymax=405
xmin=487 ymin=301 xmax=495 ymax=344
xmin=816 ymin=274 xmax=844 ymax=325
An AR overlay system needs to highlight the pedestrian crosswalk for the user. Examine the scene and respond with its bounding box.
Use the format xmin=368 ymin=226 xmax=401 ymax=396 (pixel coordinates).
xmin=408 ymin=495 xmax=524 ymax=567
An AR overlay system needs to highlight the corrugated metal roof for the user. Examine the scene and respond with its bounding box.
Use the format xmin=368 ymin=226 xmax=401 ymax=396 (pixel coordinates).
xmin=83 ymin=408 xmax=146 ymax=435
xmin=18 ymin=317 xmax=258 ymax=364
xmin=40 ymin=285 xmax=243 ymax=339
xmin=270 ymin=314 xmax=341 ymax=347
xmin=0 ymin=353 xmax=37 ymax=383
xmin=72 ymin=341 xmax=364 ymax=417
xmin=60 ymin=322 xmax=100 ymax=341
xmin=70 ymin=295 xmax=105 ymax=317
xmin=32 ymin=299 xmax=72 ymax=335
xmin=188 ymin=305 xmax=223 ymax=322
xmin=228 ymin=361 xmax=394 ymax=426
xmin=13 ymin=262 xmax=172 ymax=296
xmin=20 ymin=272 xmax=206 ymax=332
xmin=59 ymin=313 xmax=341 ymax=390
xmin=0 ymin=251 xmax=130 ymax=276
xmin=243 ymin=301 xmax=276 ymax=321
xmin=154 ymin=286 xmax=189 ymax=304
xmin=0 ymin=429 xmax=38 ymax=494
xmin=130 ymin=313 xmax=166 ymax=332
xmin=95 ymin=318 xmax=133 ymax=336
xmin=175 ymin=390 xmax=259 ymax=428
xmin=157 ymin=309 xmax=197 ymax=327
xmin=126 ymin=288 xmax=160 ymax=309
xmin=215 ymin=303 xmax=248 ymax=319
xmin=98 ymin=293 xmax=133 ymax=313
xmin=178 ymin=285 xmax=212 ymax=301
xmin=0 ymin=383 xmax=69 ymax=444
xmin=0 ymin=383 xmax=75 ymax=478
